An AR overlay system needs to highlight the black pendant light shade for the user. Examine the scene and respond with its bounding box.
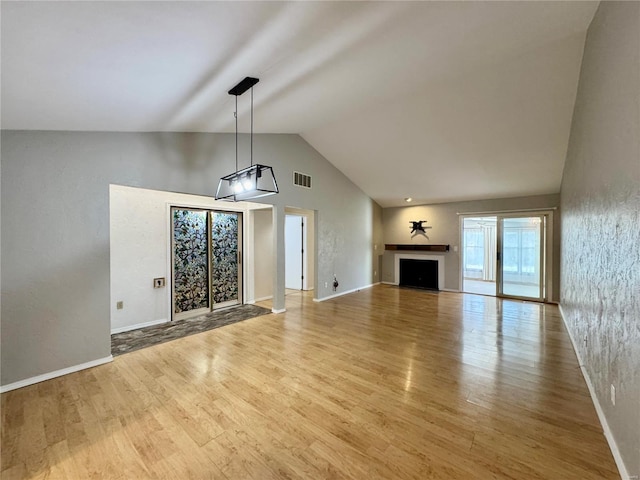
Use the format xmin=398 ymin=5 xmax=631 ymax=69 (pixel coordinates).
xmin=215 ymin=77 xmax=279 ymax=202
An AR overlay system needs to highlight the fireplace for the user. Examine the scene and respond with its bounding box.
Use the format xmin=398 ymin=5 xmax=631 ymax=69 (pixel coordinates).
xmin=391 ymin=253 xmax=445 ymax=290
xmin=399 ymin=258 xmax=439 ymax=290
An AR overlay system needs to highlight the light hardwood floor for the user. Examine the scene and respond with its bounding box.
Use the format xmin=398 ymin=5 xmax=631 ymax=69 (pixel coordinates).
xmin=1 ymin=286 xmax=619 ymax=479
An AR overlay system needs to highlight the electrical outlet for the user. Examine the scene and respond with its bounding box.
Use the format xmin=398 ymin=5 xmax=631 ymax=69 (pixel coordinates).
xmin=324 ymin=282 xmax=328 ymax=288
xmin=374 ymin=270 xmax=377 ymax=276
xmin=116 ymin=301 xmax=123 ymax=310
xmin=154 ymin=277 xmax=166 ymax=288
xmin=610 ymin=384 xmax=616 ymax=406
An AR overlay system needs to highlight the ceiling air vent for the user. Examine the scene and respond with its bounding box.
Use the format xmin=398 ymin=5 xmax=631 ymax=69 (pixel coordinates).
xmin=293 ymin=171 xmax=312 ymax=189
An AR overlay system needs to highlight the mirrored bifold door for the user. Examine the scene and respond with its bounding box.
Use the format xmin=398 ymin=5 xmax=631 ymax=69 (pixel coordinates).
xmin=497 ymin=215 xmax=545 ymax=301
xmin=172 ymin=208 xmax=242 ymax=320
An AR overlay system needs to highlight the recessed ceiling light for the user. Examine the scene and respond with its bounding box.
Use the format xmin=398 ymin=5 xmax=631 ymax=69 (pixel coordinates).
xmin=404 ymin=197 xmax=413 ymax=203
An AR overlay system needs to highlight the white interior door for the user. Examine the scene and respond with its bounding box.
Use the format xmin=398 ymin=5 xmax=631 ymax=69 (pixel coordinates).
xmin=285 ymin=215 xmax=303 ymax=290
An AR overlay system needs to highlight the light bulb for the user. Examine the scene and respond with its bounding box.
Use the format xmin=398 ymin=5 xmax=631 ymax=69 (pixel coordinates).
xmin=242 ymin=175 xmax=253 ymax=191
xmin=232 ymin=179 xmax=244 ymax=194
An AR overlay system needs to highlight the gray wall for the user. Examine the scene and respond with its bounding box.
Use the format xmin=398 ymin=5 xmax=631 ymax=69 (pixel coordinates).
xmin=252 ymin=208 xmax=274 ymax=300
xmin=1 ymin=131 xmax=382 ymax=386
xmin=382 ymin=194 xmax=560 ymax=300
xmin=559 ymin=2 xmax=640 ymax=477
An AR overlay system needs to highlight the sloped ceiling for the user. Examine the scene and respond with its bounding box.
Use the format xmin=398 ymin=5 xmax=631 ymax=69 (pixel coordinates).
xmin=1 ymin=1 xmax=598 ymax=207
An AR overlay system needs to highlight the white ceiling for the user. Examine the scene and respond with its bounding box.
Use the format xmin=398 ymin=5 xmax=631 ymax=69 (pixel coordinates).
xmin=1 ymin=1 xmax=598 ymax=207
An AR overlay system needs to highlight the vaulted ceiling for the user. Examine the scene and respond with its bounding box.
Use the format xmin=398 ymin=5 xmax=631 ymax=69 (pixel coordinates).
xmin=1 ymin=1 xmax=598 ymax=207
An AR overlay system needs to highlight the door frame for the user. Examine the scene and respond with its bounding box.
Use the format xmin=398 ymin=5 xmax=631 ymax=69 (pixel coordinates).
xmin=285 ymin=213 xmax=306 ymax=291
xmin=458 ymin=209 xmax=554 ymax=302
xmin=284 ymin=207 xmax=315 ymax=293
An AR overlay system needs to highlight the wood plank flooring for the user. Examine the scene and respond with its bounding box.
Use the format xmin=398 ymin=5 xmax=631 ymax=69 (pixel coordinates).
xmin=1 ymin=286 xmax=620 ymax=479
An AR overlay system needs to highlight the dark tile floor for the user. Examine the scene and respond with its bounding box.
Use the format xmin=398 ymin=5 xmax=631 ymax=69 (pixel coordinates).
xmin=111 ymin=304 xmax=271 ymax=356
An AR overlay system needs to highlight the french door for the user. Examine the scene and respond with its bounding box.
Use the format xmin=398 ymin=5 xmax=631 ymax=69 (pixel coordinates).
xmin=462 ymin=214 xmax=547 ymax=301
xmin=172 ymin=208 xmax=242 ymax=320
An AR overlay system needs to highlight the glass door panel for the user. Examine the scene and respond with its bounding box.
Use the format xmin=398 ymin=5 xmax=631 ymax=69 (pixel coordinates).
xmin=462 ymin=216 xmax=497 ymax=296
xmin=210 ymin=212 xmax=242 ymax=308
xmin=498 ymin=216 xmax=544 ymax=300
xmin=172 ymin=209 xmax=210 ymax=317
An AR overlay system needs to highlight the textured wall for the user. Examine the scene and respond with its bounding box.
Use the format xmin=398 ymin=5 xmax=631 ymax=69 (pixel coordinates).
xmin=1 ymin=131 xmax=380 ymax=386
xmin=382 ymin=194 xmax=560 ymax=298
xmin=560 ymin=2 xmax=640 ymax=477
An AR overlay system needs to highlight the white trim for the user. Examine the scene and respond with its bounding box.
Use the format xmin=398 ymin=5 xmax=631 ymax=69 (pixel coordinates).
xmin=558 ymin=305 xmax=631 ymax=480
xmin=111 ymin=318 xmax=168 ymax=334
xmin=254 ymin=295 xmax=273 ymax=302
xmin=271 ymin=308 xmax=286 ymax=314
xmin=313 ymin=283 xmax=377 ymax=302
xmin=393 ymin=253 xmax=445 ymax=290
xmin=0 ymin=355 xmax=114 ymax=393
xmin=456 ymin=207 xmax=557 ymax=215
xmin=246 ymin=295 xmax=273 ymax=305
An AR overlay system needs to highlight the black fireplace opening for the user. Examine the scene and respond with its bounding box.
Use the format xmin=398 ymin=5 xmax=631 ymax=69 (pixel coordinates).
xmin=399 ymin=259 xmax=439 ymax=291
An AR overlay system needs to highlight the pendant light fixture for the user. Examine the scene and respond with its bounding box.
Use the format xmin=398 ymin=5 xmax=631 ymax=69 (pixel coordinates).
xmin=215 ymin=77 xmax=279 ymax=202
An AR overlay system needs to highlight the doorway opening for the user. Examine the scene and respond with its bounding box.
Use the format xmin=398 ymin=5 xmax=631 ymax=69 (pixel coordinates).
xmin=172 ymin=207 xmax=242 ymax=320
xmin=284 ymin=207 xmax=315 ymax=300
xmin=461 ymin=213 xmax=548 ymax=301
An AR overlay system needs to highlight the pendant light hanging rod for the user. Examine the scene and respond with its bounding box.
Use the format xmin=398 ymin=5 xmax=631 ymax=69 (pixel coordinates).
xmin=251 ymin=85 xmax=254 ymax=167
xmin=235 ymin=95 xmax=238 ymax=173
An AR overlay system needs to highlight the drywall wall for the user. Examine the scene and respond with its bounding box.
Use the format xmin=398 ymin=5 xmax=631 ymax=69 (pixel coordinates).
xmin=382 ymin=194 xmax=560 ymax=300
xmin=252 ymin=209 xmax=273 ymax=300
xmin=109 ymin=185 xmax=270 ymax=333
xmin=560 ymin=2 xmax=640 ymax=477
xmin=110 ymin=185 xmax=170 ymax=332
xmin=1 ymin=131 xmax=382 ymax=386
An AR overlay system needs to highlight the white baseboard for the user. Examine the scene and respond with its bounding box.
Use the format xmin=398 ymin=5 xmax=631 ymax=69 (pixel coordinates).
xmin=558 ymin=304 xmax=631 ymax=480
xmin=253 ymin=295 xmax=273 ymax=303
xmin=271 ymin=308 xmax=286 ymax=314
xmin=111 ymin=318 xmax=168 ymax=334
xmin=246 ymin=296 xmax=273 ymax=305
xmin=381 ymin=281 xmax=397 ymax=285
xmin=313 ymin=283 xmax=378 ymax=303
xmin=0 ymin=355 xmax=114 ymax=393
